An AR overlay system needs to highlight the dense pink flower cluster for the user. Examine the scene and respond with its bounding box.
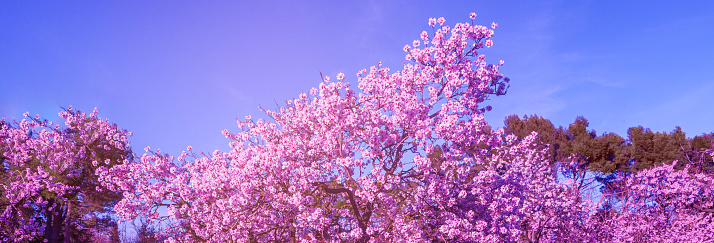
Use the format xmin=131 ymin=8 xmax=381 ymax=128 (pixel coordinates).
xmin=0 ymin=107 xmax=131 ymax=242
xmin=593 ymin=159 xmax=714 ymax=242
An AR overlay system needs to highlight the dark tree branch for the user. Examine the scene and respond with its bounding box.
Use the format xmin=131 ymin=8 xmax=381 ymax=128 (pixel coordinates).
xmin=312 ymin=182 xmax=372 ymax=242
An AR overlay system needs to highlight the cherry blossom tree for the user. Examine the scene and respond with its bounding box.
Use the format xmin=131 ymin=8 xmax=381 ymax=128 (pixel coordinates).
xmin=99 ymin=14 xmax=593 ymax=242
xmin=0 ymin=107 xmax=131 ymax=242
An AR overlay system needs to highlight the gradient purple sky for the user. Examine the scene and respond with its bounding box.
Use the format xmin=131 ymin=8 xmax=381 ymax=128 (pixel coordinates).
xmin=2 ymin=1 xmax=713 ymax=155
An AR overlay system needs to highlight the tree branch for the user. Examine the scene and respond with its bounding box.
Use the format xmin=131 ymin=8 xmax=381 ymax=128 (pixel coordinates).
xmin=691 ymin=202 xmax=714 ymax=213
xmin=313 ymin=182 xmax=371 ymax=241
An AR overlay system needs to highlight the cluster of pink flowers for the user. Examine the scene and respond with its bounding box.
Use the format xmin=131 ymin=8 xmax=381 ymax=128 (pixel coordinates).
xmin=1 ymin=107 xmax=131 ymax=242
xmin=592 ymin=160 xmax=714 ymax=242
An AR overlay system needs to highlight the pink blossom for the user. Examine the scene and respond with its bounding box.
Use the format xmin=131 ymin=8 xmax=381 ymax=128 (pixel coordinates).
xmin=1 ymin=107 xmax=132 ymax=241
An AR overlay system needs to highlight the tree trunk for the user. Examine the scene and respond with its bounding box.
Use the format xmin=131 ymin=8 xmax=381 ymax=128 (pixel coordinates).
xmin=64 ymin=201 xmax=72 ymax=243
xmin=44 ymin=199 xmax=64 ymax=243
xmin=52 ymin=202 xmax=63 ymax=242
xmin=44 ymin=198 xmax=54 ymax=243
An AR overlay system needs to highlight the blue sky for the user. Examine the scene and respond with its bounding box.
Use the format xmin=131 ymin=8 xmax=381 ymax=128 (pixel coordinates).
xmin=2 ymin=1 xmax=713 ymax=156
